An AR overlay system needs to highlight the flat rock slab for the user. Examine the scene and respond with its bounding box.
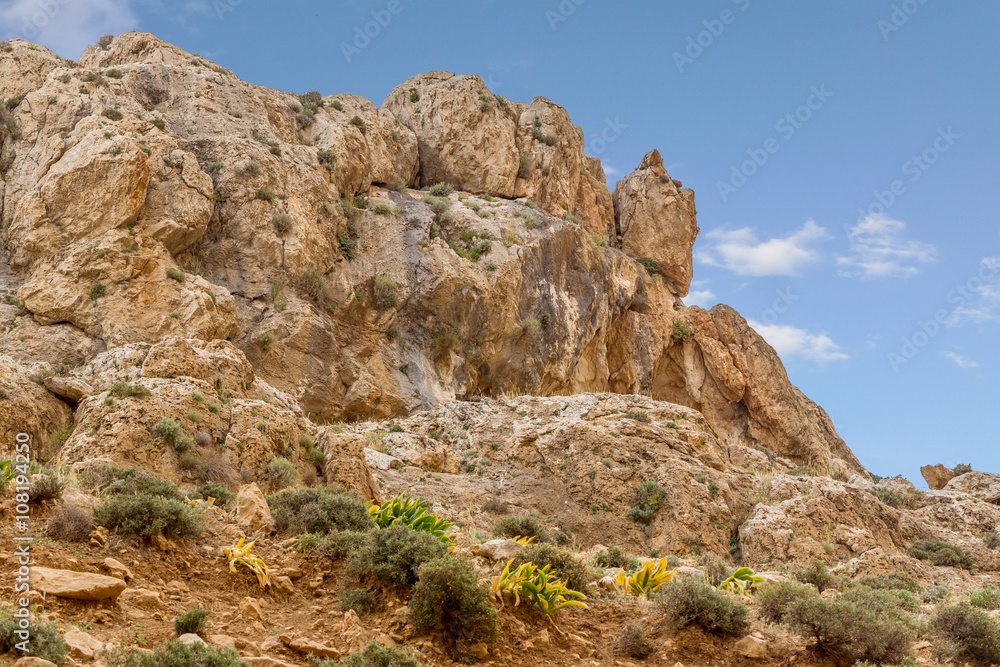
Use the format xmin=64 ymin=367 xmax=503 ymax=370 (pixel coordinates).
xmin=30 ymin=567 xmax=127 ymax=600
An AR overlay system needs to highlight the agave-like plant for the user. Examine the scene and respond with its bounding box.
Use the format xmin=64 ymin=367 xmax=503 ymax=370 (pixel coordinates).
xmin=491 ymin=559 xmax=588 ymax=629
xmin=511 ymin=535 xmax=536 ymax=545
xmin=224 ymin=538 xmax=271 ymax=590
xmin=0 ymin=460 xmax=16 ymax=490
xmin=367 ymin=493 xmax=454 ymax=544
xmin=615 ymin=557 xmax=677 ymax=597
xmin=718 ymin=566 xmax=765 ymax=596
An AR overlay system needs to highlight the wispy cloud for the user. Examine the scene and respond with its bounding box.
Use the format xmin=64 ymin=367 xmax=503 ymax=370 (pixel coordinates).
xmin=944 ymin=352 xmax=978 ymax=369
xmin=0 ymin=0 xmax=138 ymax=57
xmin=602 ymin=165 xmax=621 ymax=177
xmin=747 ymin=320 xmax=848 ymax=363
xmin=950 ymin=257 xmax=1000 ymax=325
xmin=696 ymin=220 xmax=830 ymax=276
xmin=837 ymin=214 xmax=936 ymax=279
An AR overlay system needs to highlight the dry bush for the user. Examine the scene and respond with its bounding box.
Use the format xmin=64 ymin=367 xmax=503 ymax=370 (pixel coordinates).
xmin=46 ymin=503 xmax=95 ymax=542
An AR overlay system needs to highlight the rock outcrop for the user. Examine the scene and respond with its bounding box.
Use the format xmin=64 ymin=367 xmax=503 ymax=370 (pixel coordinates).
xmin=921 ymin=463 xmax=957 ymax=490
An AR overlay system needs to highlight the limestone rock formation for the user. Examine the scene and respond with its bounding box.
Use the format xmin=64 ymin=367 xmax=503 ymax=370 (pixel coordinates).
xmin=613 ymin=149 xmax=698 ymax=296
xmin=944 ymin=471 xmax=1000 ymax=504
xmin=921 ymin=463 xmax=957 ymax=490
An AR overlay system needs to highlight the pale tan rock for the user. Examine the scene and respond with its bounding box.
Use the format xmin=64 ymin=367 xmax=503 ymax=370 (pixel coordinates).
xmin=734 ymin=635 xmax=768 ymax=659
xmin=63 ymin=627 xmax=104 ymax=660
xmin=921 ymin=464 xmax=957 ymax=490
xmin=319 ymin=431 xmax=381 ymax=502
xmin=364 ymin=447 xmax=403 ymax=471
xmin=469 ymin=539 xmax=522 ymax=560
xmin=382 ymin=71 xmax=519 ymax=195
xmin=944 ymin=471 xmax=1000 ymax=503
xmin=13 ymin=658 xmax=58 ymax=667
xmin=0 ymin=40 xmax=62 ymax=101
xmin=235 ymin=484 xmax=274 ymax=534
xmin=613 ymin=149 xmax=698 ymax=296
xmin=281 ymin=635 xmax=340 ymax=659
xmin=178 ymin=634 xmax=206 ymax=646
xmin=103 ymin=557 xmax=133 ymax=582
xmin=245 ymin=658 xmax=295 ymax=667
xmin=0 ymin=356 xmax=73 ymax=455
xmin=209 ymin=635 xmax=237 ymax=649
xmin=876 ymin=475 xmax=917 ymax=495
xmin=30 ymin=567 xmax=127 ymax=601
xmin=239 ymin=597 xmax=265 ymax=621
xmin=43 ymin=376 xmax=93 ymax=402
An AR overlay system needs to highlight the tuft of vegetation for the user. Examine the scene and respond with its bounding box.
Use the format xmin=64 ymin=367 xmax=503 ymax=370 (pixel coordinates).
xmin=790 ymin=559 xmax=840 ymax=592
xmin=301 ymin=265 xmax=326 ymax=299
xmin=314 ymin=640 xmax=425 ymax=667
xmin=105 ymin=640 xmax=247 ymax=667
xmin=595 ymin=546 xmax=640 ymax=572
xmin=173 ymin=607 xmax=208 ymax=636
xmin=494 ymin=514 xmax=550 ymax=542
xmin=192 ymin=481 xmax=234 ymax=509
xmin=46 ymin=503 xmax=94 ymax=542
xmin=953 ymin=463 xmax=972 ymax=475
xmin=338 ymin=234 xmax=357 ymax=260
xmin=427 ymin=183 xmax=453 ymax=197
xmin=97 ymin=34 xmax=114 ymax=48
xmin=94 ymin=489 xmax=202 ymax=539
xmin=637 ymin=256 xmax=660 ymax=277
xmin=271 ymin=213 xmax=292 ymax=234
xmin=266 ymin=458 xmax=298 ymax=489
xmin=409 ymin=556 xmax=499 ymax=661
xmin=613 ymin=623 xmax=655 ymax=660
xmin=431 ymin=329 xmax=460 ymax=359
xmin=166 ymin=268 xmax=185 ymax=282
xmin=28 ymin=473 xmax=64 ymax=503
xmin=152 ymin=417 xmax=193 ymax=453
xmin=756 ymin=580 xmax=818 ymax=624
xmin=985 ymin=529 xmax=1000 ymax=551
xmin=111 ymin=381 xmax=150 ymax=398
xmin=856 ymin=572 xmax=922 ymax=593
xmin=101 ymin=108 xmax=123 ymax=121
xmin=89 ymin=282 xmax=107 ymax=301
xmin=932 ymin=602 xmax=1000 ymax=664
xmin=0 ymin=610 xmax=68 ymax=665
xmin=105 ymin=68 xmax=124 ymax=79
xmin=373 ymin=276 xmax=398 ymax=309
xmin=258 ymin=331 xmax=276 ymax=352
xmin=655 ymin=577 xmax=749 ymax=637
xmin=348 ymin=115 xmax=367 ymax=133
xmin=626 ymin=480 xmax=666 ymax=525
xmin=869 ymin=487 xmax=916 ymax=509
xmin=969 ymin=585 xmax=1000 ymax=610
xmin=624 ymin=410 xmax=651 ymax=423
xmin=511 ymin=544 xmax=591 ymax=592
xmin=268 ymin=486 xmax=374 ymax=535
xmin=671 ymin=318 xmax=694 ymax=343
xmin=908 ymin=539 xmax=974 ymax=571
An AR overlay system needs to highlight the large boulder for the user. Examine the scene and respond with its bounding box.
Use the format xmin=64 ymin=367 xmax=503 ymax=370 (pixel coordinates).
xmin=30 ymin=567 xmax=127 ymax=601
xmin=921 ymin=464 xmax=957 ymax=490
xmin=613 ymin=149 xmax=698 ymax=296
xmin=382 ymin=72 xmax=519 ymax=195
xmin=234 ymin=483 xmax=274 ymax=534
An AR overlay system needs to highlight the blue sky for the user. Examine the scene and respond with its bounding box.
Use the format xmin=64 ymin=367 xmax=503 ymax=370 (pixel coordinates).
xmin=3 ymin=1 xmax=998 ymax=486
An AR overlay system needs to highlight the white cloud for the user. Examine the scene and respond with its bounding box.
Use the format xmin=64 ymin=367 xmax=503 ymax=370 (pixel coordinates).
xmin=696 ymin=220 xmax=830 ymax=276
xmin=747 ymin=320 xmax=848 ymax=363
xmin=602 ymin=165 xmax=621 ymax=177
xmin=944 ymin=352 xmax=978 ymax=369
xmin=837 ymin=214 xmax=936 ymax=279
xmin=949 ymin=257 xmax=1000 ymax=325
xmin=685 ymin=288 xmax=716 ymax=309
xmin=0 ymin=0 xmax=138 ymax=58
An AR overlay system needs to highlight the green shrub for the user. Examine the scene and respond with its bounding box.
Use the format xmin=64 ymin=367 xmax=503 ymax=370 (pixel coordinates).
xmin=271 ymin=213 xmax=292 ymax=234
xmin=316 ymin=639 xmax=425 ymax=666
xmin=594 ymin=546 xmax=640 ymax=572
xmin=953 ymin=463 xmax=972 ymax=475
xmin=348 ymin=115 xmax=367 ymax=133
xmin=301 ymin=265 xmax=326 ymax=299
xmin=624 ymin=410 xmax=651 ymax=423
xmin=173 ymin=607 xmax=208 ymax=635
xmin=654 ymin=577 xmax=749 ymax=637
xmin=985 ymin=529 xmax=1000 ymax=550
xmin=790 ymin=559 xmax=839 ymax=592
xmin=258 ymin=331 xmax=276 ymax=351
xmin=784 ymin=586 xmax=916 ymax=664
xmin=373 ymin=276 xmax=398 ymax=309
xmin=265 ymin=458 xmax=298 ymax=489
xmin=626 ymin=480 xmax=665 ymax=525
xmin=638 ymin=256 xmax=660 ymax=277
xmin=494 ymin=514 xmax=550 ymax=542
xmin=0 ymin=609 xmax=68 ymax=664
xmin=101 ymin=108 xmax=123 ymax=121
xmin=268 ymin=486 xmax=373 ymax=535
xmin=338 ymin=586 xmax=377 ymax=614
xmin=427 ymin=183 xmax=453 ymax=197
xmin=83 ymin=465 xmax=183 ymax=500
xmin=110 ymin=381 xmax=150 ymax=398
xmin=931 ymin=602 xmax=1000 ymax=664
xmin=700 ymin=554 xmax=734 ymax=587
xmin=347 ymin=525 xmax=447 ymax=592
xmin=89 ymin=282 xmax=107 ymax=301
xmin=857 ymin=572 xmax=922 ymax=593
xmin=756 ymin=580 xmax=818 ymax=624
xmin=152 ymin=417 xmax=193 ymax=453
xmin=372 ymin=202 xmax=392 ymax=216
xmin=94 ymin=493 xmax=202 ymax=538
xmin=970 ymin=585 xmax=1000 ymax=610
xmin=671 ymin=318 xmax=694 ymax=343
xmin=192 ymin=481 xmax=234 ymax=508
xmin=257 ymin=187 xmax=275 ymax=201
xmin=908 ymin=539 xmax=974 ymax=571
xmin=105 ymin=68 xmax=124 ymax=79
xmin=612 ymin=623 xmax=655 ymax=660
xmin=921 ymin=583 xmax=951 ymax=604
xmin=338 ymin=234 xmax=357 ymax=260
xmin=409 ymin=556 xmax=499 ymax=661
xmin=28 ymin=473 xmax=63 ymax=503
xmin=105 ymin=640 xmax=247 ymax=667
xmin=511 ymin=544 xmax=590 ymax=592
xmin=166 ymin=268 xmax=185 ymax=282
xmin=869 ymin=487 xmax=916 ymax=509
xmin=317 ymin=149 xmax=336 ymax=169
